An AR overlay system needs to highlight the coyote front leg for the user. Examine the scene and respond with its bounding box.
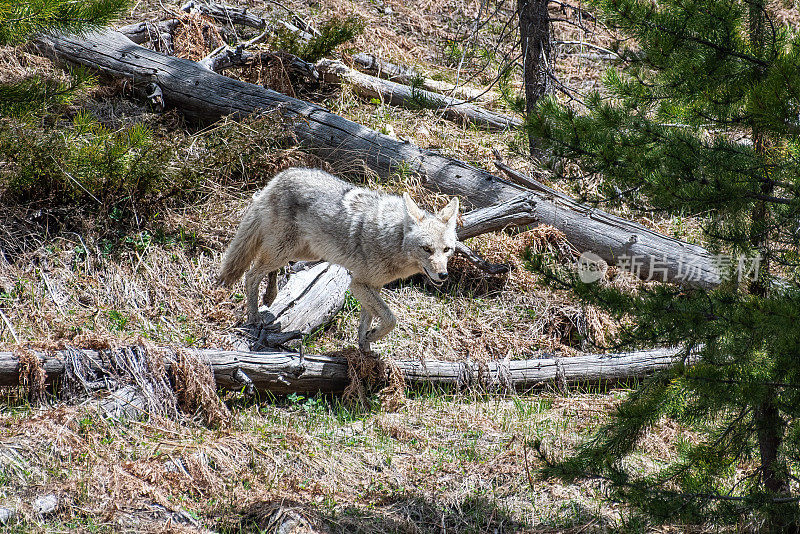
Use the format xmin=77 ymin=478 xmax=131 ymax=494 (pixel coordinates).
xmin=349 ymin=281 xmax=397 ymax=352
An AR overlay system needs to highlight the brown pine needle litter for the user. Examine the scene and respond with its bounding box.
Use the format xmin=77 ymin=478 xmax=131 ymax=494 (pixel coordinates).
xmin=16 ymin=347 xmax=46 ymax=405
xmin=338 ymin=348 xmax=407 ymax=412
xmin=237 ymin=51 xmax=299 ymax=97
xmin=171 ymin=12 xmax=225 ymax=61
xmin=172 ymin=348 xmax=232 ymax=428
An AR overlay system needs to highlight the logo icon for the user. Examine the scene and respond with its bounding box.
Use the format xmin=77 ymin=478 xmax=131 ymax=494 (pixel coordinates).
xmin=577 ymin=251 xmax=607 ymax=283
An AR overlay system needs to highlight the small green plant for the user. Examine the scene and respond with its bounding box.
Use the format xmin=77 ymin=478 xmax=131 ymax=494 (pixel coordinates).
xmin=391 ymin=160 xmax=414 ymax=182
xmin=406 ymin=74 xmax=445 ymax=110
xmin=288 ymin=392 xmax=326 ymax=415
xmin=497 ymin=66 xmax=526 ymax=114
xmin=442 ymin=39 xmax=464 ymax=66
xmin=342 ymin=291 xmax=360 ymax=312
xmin=122 ymin=231 xmax=152 ymax=253
xmin=271 ymin=16 xmax=364 ymax=62
xmin=106 ymin=310 xmax=128 ymax=331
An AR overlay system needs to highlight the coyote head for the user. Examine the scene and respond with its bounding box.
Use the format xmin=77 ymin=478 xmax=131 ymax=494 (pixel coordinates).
xmin=402 ymin=193 xmax=459 ymax=285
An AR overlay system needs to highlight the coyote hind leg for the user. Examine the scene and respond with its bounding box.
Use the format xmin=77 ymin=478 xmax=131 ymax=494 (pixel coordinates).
xmin=262 ymin=270 xmax=278 ymax=306
xmin=245 ymin=257 xmax=280 ymax=324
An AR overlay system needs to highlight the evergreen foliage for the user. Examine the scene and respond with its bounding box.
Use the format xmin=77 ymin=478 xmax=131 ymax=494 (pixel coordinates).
xmin=0 ymin=113 xmax=176 ymax=211
xmin=0 ymin=67 xmax=94 ymax=116
xmin=525 ymin=0 xmax=800 ymax=528
xmin=272 ymin=15 xmax=363 ymax=63
xmin=0 ymin=0 xmax=127 ymax=116
xmin=0 ymin=112 xmax=294 ymax=225
xmin=0 ymin=0 xmax=128 ymax=45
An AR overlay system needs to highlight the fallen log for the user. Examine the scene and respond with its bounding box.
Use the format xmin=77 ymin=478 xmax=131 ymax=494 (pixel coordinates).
xmin=180 ymin=0 xmax=316 ymax=41
xmin=179 ymin=0 xmax=267 ymax=29
xmin=32 ymin=28 xmax=721 ymax=287
xmin=316 ymin=59 xmax=520 ymax=132
xmin=352 ymin=52 xmax=497 ymax=103
xmin=245 ymin=261 xmax=350 ymax=349
xmin=118 ymin=19 xmax=179 ymax=52
xmin=458 ymin=193 xmax=537 ymax=240
xmin=0 ymin=346 xmax=686 ymax=393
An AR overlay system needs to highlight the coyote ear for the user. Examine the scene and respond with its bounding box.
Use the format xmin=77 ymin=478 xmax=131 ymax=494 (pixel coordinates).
xmin=403 ymin=192 xmax=426 ymax=223
xmin=437 ymin=197 xmax=459 ymax=226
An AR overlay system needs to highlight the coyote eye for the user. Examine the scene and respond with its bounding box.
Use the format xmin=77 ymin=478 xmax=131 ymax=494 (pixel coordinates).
xmin=422 ymin=246 xmax=433 ymax=254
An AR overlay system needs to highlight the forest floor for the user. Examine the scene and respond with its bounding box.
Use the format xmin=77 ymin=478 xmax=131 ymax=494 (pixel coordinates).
xmin=0 ymin=0 xmax=757 ymax=530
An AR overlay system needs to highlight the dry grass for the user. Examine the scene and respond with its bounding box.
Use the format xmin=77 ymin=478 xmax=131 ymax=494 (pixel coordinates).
xmin=2 ymin=389 xmax=680 ymax=533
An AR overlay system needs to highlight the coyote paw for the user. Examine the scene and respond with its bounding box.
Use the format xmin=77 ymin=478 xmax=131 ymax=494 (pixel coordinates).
xmin=247 ymin=314 xmax=266 ymax=326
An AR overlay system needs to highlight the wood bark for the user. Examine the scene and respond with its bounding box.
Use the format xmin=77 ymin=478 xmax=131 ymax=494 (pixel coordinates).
xmin=179 ymin=0 xmax=267 ymax=29
xmin=32 ymin=28 xmax=721 ymax=287
xmin=180 ymin=0 xmax=316 ymax=40
xmin=458 ymin=193 xmax=537 ymax=240
xmin=0 ymin=346 xmax=686 ymax=394
xmin=518 ymin=0 xmax=553 ymax=155
xmin=243 ymin=262 xmax=351 ymax=349
xmin=316 ymin=59 xmax=521 ymax=132
xmin=118 ymin=19 xmax=179 ymax=53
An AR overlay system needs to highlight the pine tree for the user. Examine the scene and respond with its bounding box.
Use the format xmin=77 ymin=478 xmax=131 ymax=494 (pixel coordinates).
xmin=0 ymin=0 xmax=128 ymax=115
xmin=526 ymin=0 xmax=800 ymax=529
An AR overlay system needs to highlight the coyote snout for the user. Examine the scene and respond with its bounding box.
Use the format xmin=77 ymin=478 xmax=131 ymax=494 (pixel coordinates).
xmin=218 ymin=168 xmax=459 ymax=352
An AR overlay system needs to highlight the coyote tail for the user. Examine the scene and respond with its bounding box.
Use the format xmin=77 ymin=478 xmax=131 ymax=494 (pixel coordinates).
xmin=217 ymin=209 xmax=262 ymax=287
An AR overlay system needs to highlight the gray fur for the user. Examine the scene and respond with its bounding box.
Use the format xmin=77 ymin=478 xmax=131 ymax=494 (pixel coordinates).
xmin=218 ymin=167 xmax=459 ymax=352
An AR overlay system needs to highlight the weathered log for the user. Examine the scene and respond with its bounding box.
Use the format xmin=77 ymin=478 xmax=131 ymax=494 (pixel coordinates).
xmin=180 ymin=0 xmax=267 ymax=29
xmin=181 ymin=0 xmax=315 ymax=41
xmin=99 ymin=384 xmax=148 ymax=420
xmin=245 ymin=262 xmax=350 ymax=348
xmin=201 ymin=48 xmax=316 ymax=83
xmin=458 ymin=193 xmax=538 ymax=240
xmin=32 ymin=29 xmax=721 ymax=287
xmin=0 ymin=346 xmax=686 ymax=393
xmin=118 ymin=19 xmax=179 ymax=50
xmin=352 ymin=52 xmax=497 ymax=103
xmin=316 ymin=58 xmax=520 ymax=132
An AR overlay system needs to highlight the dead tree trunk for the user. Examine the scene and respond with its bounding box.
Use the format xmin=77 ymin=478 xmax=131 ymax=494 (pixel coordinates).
xmin=316 ymin=59 xmax=520 ymax=131
xmin=458 ymin=193 xmax=537 ymax=240
xmin=32 ymin=28 xmax=721 ymax=287
xmin=518 ymin=0 xmax=553 ymax=155
xmin=235 ymin=262 xmax=351 ymax=349
xmin=0 ymin=346 xmax=687 ymax=394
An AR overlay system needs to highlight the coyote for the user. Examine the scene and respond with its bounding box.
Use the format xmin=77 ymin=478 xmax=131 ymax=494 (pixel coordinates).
xmin=218 ymin=167 xmax=459 ymax=352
